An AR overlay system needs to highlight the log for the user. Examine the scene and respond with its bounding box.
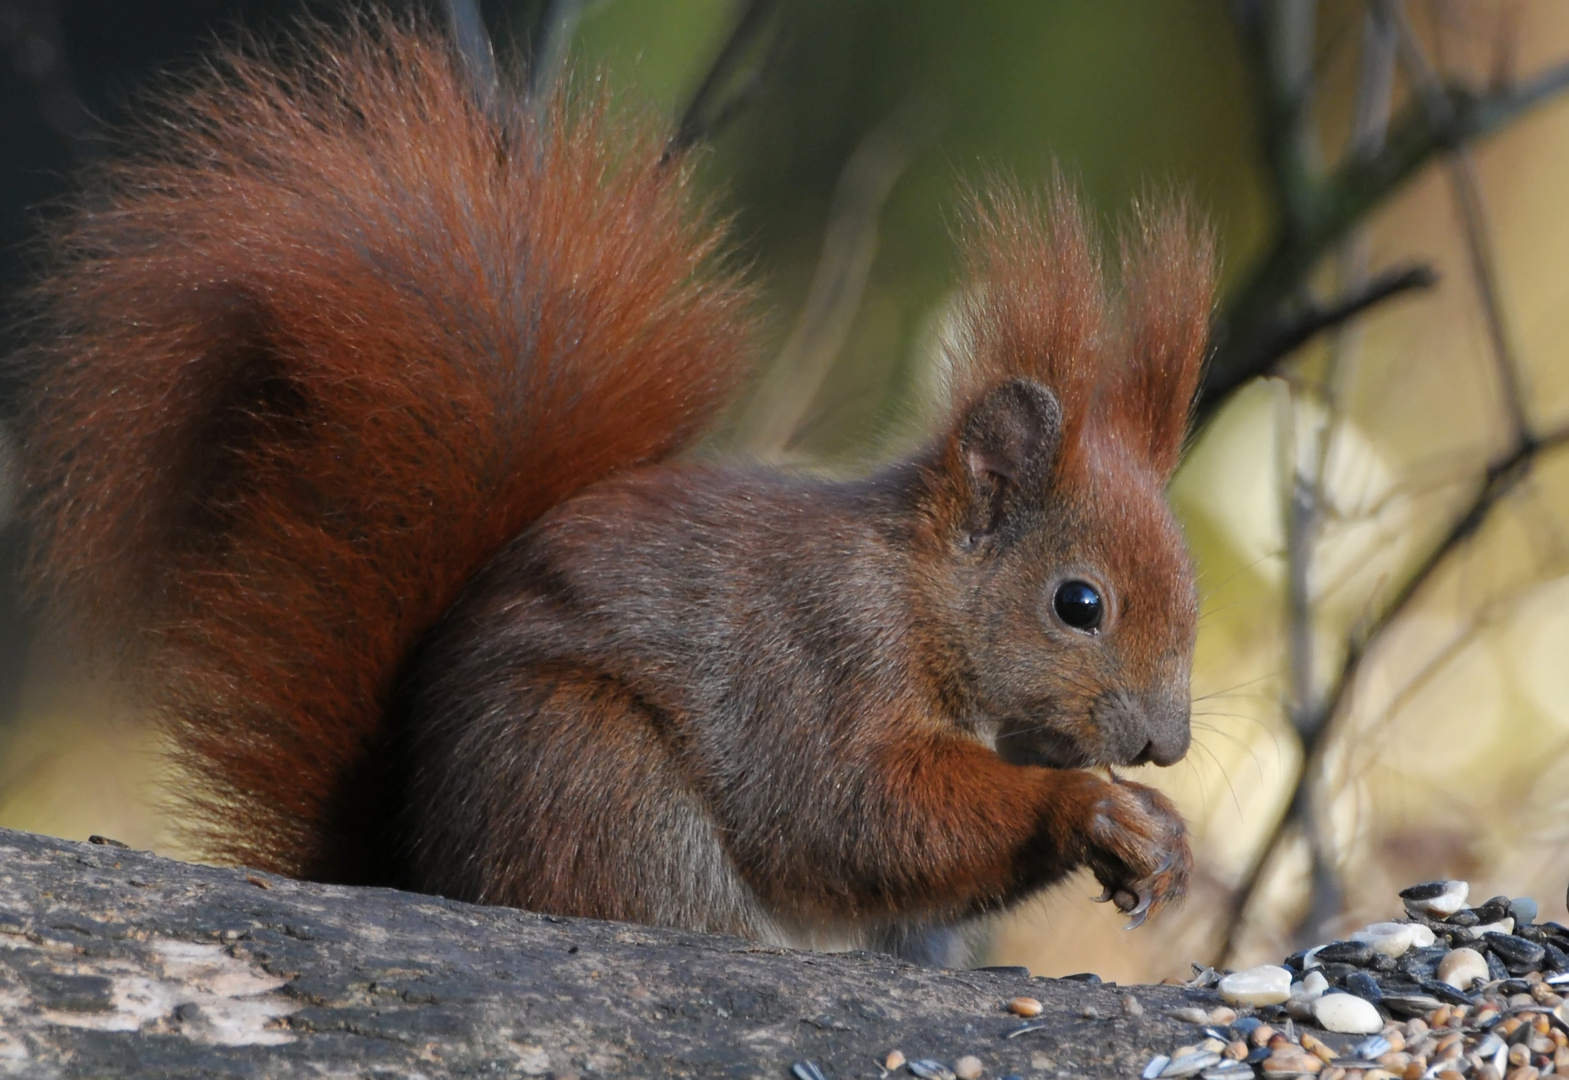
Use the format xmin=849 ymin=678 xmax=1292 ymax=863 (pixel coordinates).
xmin=0 ymin=827 xmax=1221 ymax=1078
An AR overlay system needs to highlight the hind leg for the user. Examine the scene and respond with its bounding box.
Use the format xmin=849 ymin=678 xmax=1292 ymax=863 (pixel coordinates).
xmin=402 ymin=668 xmax=776 ymax=939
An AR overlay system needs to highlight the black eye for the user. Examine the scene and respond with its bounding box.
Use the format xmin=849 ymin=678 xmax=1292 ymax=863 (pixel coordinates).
xmin=1052 ymin=580 xmax=1104 ymax=632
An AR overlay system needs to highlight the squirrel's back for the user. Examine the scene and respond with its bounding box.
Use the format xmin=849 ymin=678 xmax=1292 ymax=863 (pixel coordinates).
xmin=18 ymin=15 xmax=755 ymax=880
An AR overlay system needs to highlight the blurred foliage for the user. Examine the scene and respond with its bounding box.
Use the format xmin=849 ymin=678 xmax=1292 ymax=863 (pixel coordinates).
xmin=5 ymin=0 xmax=1569 ymax=985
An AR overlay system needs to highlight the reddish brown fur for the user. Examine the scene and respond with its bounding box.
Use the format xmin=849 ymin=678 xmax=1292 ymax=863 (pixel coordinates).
xmin=18 ymin=15 xmax=1214 ymax=955
xmin=19 ymin=16 xmax=754 ymax=877
xmin=397 ymin=185 xmax=1212 ymax=943
xmin=954 ymin=176 xmax=1213 ymax=475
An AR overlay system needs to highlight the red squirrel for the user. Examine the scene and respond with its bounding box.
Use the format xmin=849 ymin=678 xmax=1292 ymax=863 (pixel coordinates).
xmin=16 ymin=15 xmax=1213 ymax=957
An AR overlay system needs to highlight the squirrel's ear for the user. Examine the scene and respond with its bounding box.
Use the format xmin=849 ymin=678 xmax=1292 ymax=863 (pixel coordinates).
xmin=956 ymin=378 xmax=1062 ymax=540
xmin=1108 ymin=201 xmax=1214 ymax=477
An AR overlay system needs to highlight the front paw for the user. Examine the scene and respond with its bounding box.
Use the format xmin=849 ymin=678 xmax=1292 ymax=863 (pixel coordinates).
xmin=1080 ymin=775 xmax=1190 ymax=928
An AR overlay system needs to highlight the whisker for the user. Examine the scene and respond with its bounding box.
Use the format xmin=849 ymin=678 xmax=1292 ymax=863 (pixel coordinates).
xmin=1190 ymin=722 xmax=1274 ymax=782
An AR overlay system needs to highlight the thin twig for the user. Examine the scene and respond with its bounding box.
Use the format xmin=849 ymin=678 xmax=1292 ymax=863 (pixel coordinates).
xmin=1490 ymin=1 xmax=1525 ymax=92
xmin=1224 ymin=264 xmax=1437 ymax=384
xmin=1376 ymin=0 xmax=1532 ymax=439
xmin=1348 ymin=560 xmax=1562 ymax=775
xmin=738 ymin=101 xmax=938 ymax=457
xmin=669 ymin=0 xmax=779 ymax=156
xmin=1202 ymin=45 xmax=1569 ymax=421
xmin=1278 ymin=4 xmax=1399 ymax=948
xmin=1226 ymin=3 xmax=1537 ymax=954
xmin=1229 ymin=0 xmax=1323 ymax=232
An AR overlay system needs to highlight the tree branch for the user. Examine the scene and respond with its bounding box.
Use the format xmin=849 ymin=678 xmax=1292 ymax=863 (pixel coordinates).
xmin=0 ymin=827 xmax=1224 ymax=1078
xmin=670 ymin=0 xmax=779 ymax=156
xmin=1219 ymin=263 xmax=1437 ymax=387
xmin=738 ymin=101 xmax=938 ymax=457
xmin=1200 ymin=51 xmax=1569 ymax=422
xmin=1376 ymin=0 xmax=1532 ymax=440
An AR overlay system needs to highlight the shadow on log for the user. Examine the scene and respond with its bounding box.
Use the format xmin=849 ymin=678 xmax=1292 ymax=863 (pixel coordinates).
xmin=0 ymin=827 xmax=1222 ymax=1078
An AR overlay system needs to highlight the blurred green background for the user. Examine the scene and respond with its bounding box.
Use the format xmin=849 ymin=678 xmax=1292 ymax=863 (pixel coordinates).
xmin=4 ymin=0 xmax=1569 ymax=983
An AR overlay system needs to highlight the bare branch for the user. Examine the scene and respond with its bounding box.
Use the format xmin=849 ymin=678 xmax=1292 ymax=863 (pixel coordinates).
xmin=670 ymin=0 xmax=779 ymax=155
xmin=1229 ymin=0 xmax=1324 ymax=232
xmin=1222 ymin=264 xmax=1437 ymax=384
xmin=1201 ymin=47 xmax=1569 ymax=422
xmin=1376 ymin=0 xmax=1532 ymax=439
xmin=737 ymin=102 xmax=938 ymax=457
xmin=1277 ymin=3 xmax=1400 ymax=950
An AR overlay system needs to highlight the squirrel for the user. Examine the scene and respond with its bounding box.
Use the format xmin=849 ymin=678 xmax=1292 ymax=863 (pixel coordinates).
xmin=14 ymin=14 xmax=1213 ymax=957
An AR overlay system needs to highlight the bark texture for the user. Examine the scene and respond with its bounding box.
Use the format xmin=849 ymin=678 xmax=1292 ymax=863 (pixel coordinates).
xmin=0 ymin=827 xmax=1221 ymax=1078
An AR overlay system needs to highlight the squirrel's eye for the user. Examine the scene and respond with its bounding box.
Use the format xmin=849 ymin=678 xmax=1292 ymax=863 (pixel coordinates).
xmin=1052 ymin=580 xmax=1104 ymax=633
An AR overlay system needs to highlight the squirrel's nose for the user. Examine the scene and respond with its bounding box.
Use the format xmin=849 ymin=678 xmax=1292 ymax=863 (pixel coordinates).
xmin=1141 ymin=696 xmax=1191 ymax=766
xmin=1099 ymin=690 xmax=1191 ymax=767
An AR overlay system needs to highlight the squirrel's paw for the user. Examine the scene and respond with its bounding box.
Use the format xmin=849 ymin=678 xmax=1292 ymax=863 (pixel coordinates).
xmin=1081 ymin=776 xmax=1191 ymax=929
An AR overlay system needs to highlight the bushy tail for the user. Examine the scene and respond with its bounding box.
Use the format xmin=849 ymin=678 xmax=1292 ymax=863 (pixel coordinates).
xmin=16 ymin=15 xmax=755 ymax=879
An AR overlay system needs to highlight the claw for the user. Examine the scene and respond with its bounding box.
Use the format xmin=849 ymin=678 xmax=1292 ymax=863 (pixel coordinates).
xmin=1121 ymin=890 xmax=1153 ymax=929
xmin=1154 ymin=851 xmax=1175 ymax=875
xmin=1092 ymin=885 xmax=1116 ymax=904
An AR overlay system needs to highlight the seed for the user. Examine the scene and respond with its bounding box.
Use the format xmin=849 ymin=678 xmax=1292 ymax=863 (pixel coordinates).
xmin=953 ymin=1056 xmax=983 ymax=1080
xmin=1008 ymin=996 xmax=1042 ymax=1018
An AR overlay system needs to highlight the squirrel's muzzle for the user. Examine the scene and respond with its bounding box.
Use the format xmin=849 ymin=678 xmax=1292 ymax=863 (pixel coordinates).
xmin=1099 ymin=689 xmax=1191 ymax=768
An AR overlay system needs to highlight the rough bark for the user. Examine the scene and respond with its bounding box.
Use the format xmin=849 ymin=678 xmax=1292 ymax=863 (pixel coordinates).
xmin=0 ymin=827 xmax=1221 ymax=1078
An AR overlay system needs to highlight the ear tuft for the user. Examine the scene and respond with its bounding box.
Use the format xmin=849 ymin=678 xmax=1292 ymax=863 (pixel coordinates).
xmin=949 ymin=175 xmax=1214 ymax=480
xmin=950 ymin=174 xmax=1103 ymax=426
xmin=957 ymin=378 xmax=1062 ymax=540
xmin=1111 ymin=198 xmax=1215 ymax=476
